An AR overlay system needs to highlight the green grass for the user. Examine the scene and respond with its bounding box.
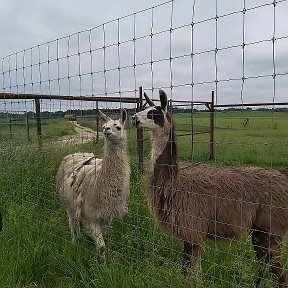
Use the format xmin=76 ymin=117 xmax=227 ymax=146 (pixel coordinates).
xmin=0 ymin=110 xmax=288 ymax=287
xmin=0 ymin=119 xmax=75 ymax=146
xmin=174 ymin=110 xmax=288 ymax=167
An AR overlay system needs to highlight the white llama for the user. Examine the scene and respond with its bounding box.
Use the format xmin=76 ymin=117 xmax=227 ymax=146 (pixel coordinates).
xmin=56 ymin=109 xmax=130 ymax=254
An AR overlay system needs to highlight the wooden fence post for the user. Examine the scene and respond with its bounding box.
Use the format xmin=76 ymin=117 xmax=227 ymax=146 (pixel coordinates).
xmin=209 ymin=91 xmax=215 ymax=160
xmin=25 ymin=112 xmax=30 ymax=141
xmin=7 ymin=113 xmax=12 ymax=140
xmin=35 ymin=98 xmax=42 ymax=148
xmin=136 ymin=86 xmax=144 ymax=173
xmin=96 ymin=101 xmax=99 ymax=143
xmin=190 ymin=101 xmax=195 ymax=161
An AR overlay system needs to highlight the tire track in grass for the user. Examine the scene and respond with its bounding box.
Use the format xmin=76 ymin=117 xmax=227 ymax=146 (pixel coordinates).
xmin=57 ymin=121 xmax=102 ymax=146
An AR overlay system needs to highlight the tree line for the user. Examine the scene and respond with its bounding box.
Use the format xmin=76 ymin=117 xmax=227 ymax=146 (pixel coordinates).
xmin=0 ymin=106 xmax=287 ymax=120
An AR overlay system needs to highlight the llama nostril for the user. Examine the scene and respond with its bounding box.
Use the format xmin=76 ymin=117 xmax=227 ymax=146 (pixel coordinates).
xmin=103 ymin=126 xmax=112 ymax=136
xmin=131 ymin=115 xmax=140 ymax=128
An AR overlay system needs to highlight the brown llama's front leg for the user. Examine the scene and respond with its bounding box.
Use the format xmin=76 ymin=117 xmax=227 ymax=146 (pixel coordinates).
xmin=182 ymin=241 xmax=200 ymax=275
xmin=250 ymin=229 xmax=269 ymax=287
xmin=269 ymin=238 xmax=286 ymax=288
xmin=250 ymin=229 xmax=286 ymax=287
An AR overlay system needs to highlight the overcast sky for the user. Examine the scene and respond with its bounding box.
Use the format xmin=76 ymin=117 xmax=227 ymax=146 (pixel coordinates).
xmin=1 ymin=0 xmax=288 ymax=112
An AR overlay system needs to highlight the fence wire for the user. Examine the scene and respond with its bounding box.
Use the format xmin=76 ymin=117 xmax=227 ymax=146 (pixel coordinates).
xmin=0 ymin=0 xmax=288 ymax=287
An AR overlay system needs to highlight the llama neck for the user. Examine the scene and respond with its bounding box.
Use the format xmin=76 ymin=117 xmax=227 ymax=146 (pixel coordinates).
xmin=102 ymin=140 xmax=129 ymax=168
xmin=150 ymin=123 xmax=179 ymax=185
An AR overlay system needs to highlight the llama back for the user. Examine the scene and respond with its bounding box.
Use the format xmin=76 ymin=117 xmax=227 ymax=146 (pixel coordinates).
xmin=56 ymin=152 xmax=101 ymax=207
xmin=149 ymin=163 xmax=288 ymax=242
xmin=186 ymin=165 xmax=288 ymax=239
xmin=56 ymin=153 xmax=95 ymax=184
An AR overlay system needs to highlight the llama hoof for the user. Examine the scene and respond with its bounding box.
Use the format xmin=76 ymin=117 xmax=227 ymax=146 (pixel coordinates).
xmin=71 ymin=234 xmax=79 ymax=243
xmin=182 ymin=266 xmax=191 ymax=277
xmin=99 ymin=246 xmax=106 ymax=257
xmin=71 ymin=237 xmax=78 ymax=244
xmin=98 ymin=247 xmax=106 ymax=264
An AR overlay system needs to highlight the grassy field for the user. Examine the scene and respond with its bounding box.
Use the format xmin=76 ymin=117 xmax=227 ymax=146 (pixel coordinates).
xmin=176 ymin=110 xmax=288 ymax=167
xmin=0 ymin=118 xmax=75 ymax=145
xmin=0 ymin=110 xmax=287 ymax=287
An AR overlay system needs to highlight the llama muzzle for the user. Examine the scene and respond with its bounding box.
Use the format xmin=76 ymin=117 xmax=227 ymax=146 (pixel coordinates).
xmin=131 ymin=115 xmax=140 ymax=128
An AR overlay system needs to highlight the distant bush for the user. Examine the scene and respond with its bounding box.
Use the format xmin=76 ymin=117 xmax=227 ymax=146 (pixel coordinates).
xmin=241 ymin=118 xmax=250 ymax=128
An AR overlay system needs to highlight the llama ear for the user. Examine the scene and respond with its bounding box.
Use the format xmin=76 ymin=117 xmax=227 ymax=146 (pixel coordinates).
xmin=120 ymin=109 xmax=127 ymax=124
xmin=144 ymin=92 xmax=155 ymax=106
xmin=159 ymin=89 xmax=168 ymax=111
xmin=98 ymin=110 xmax=110 ymax=121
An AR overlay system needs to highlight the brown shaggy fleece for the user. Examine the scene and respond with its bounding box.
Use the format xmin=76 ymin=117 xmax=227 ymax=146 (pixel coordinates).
xmin=149 ymin=163 xmax=288 ymax=243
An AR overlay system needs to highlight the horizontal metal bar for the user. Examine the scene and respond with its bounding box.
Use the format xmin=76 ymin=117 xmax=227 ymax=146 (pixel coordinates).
xmin=215 ymin=102 xmax=288 ymax=108
xmin=151 ymin=98 xmax=211 ymax=105
xmin=1 ymin=92 xmax=287 ymax=108
xmin=177 ymin=131 xmax=209 ymax=137
xmin=0 ymin=92 xmax=141 ymax=104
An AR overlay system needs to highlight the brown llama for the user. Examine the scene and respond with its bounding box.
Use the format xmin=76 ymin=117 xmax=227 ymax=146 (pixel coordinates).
xmin=131 ymin=89 xmax=288 ymax=287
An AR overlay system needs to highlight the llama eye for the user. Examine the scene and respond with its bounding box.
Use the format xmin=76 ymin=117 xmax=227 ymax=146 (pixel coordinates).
xmin=147 ymin=107 xmax=163 ymax=119
xmin=114 ymin=123 xmax=117 ymax=126
xmin=116 ymin=126 xmax=121 ymax=131
xmin=147 ymin=107 xmax=165 ymax=127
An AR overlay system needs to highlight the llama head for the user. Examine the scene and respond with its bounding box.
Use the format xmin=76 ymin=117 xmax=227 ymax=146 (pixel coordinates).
xmin=99 ymin=109 xmax=127 ymax=143
xmin=131 ymin=89 xmax=170 ymax=130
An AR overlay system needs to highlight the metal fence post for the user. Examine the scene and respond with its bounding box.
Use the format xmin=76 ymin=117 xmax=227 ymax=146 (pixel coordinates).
xmin=209 ymin=91 xmax=215 ymax=160
xmin=137 ymin=86 xmax=144 ymax=173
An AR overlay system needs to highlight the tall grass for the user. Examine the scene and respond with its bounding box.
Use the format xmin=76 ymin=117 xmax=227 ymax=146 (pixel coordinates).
xmin=0 ymin=111 xmax=287 ymax=287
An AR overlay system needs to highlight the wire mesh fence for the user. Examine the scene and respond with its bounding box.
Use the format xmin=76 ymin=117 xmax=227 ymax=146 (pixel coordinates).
xmin=1 ymin=0 xmax=288 ymax=287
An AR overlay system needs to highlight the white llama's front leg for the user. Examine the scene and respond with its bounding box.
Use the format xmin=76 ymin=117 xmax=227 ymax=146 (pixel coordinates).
xmin=91 ymin=223 xmax=106 ymax=255
xmin=67 ymin=212 xmax=77 ymax=242
xmin=75 ymin=191 xmax=83 ymax=238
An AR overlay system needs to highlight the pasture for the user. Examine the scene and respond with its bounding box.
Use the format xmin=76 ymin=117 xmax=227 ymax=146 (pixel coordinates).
xmin=0 ymin=110 xmax=287 ymax=287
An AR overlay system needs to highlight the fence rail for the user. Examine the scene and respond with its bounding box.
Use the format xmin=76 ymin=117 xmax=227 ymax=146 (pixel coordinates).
xmin=2 ymin=89 xmax=288 ymax=162
xmin=0 ymin=92 xmax=142 ymax=104
xmin=0 ymin=88 xmax=219 ymax=163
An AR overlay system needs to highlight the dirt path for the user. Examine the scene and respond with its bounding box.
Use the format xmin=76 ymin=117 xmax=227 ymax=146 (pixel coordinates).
xmin=57 ymin=121 xmax=101 ymax=146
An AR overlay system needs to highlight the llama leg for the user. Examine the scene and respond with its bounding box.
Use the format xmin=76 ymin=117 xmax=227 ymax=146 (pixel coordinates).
xmin=182 ymin=241 xmax=200 ymax=275
xmin=250 ymin=230 xmax=286 ymax=287
xmin=67 ymin=212 xmax=77 ymax=242
xmin=269 ymin=237 xmax=286 ymax=288
xmin=75 ymin=192 xmax=83 ymax=239
xmin=91 ymin=223 xmax=106 ymax=256
xmin=250 ymin=229 xmax=269 ymax=287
